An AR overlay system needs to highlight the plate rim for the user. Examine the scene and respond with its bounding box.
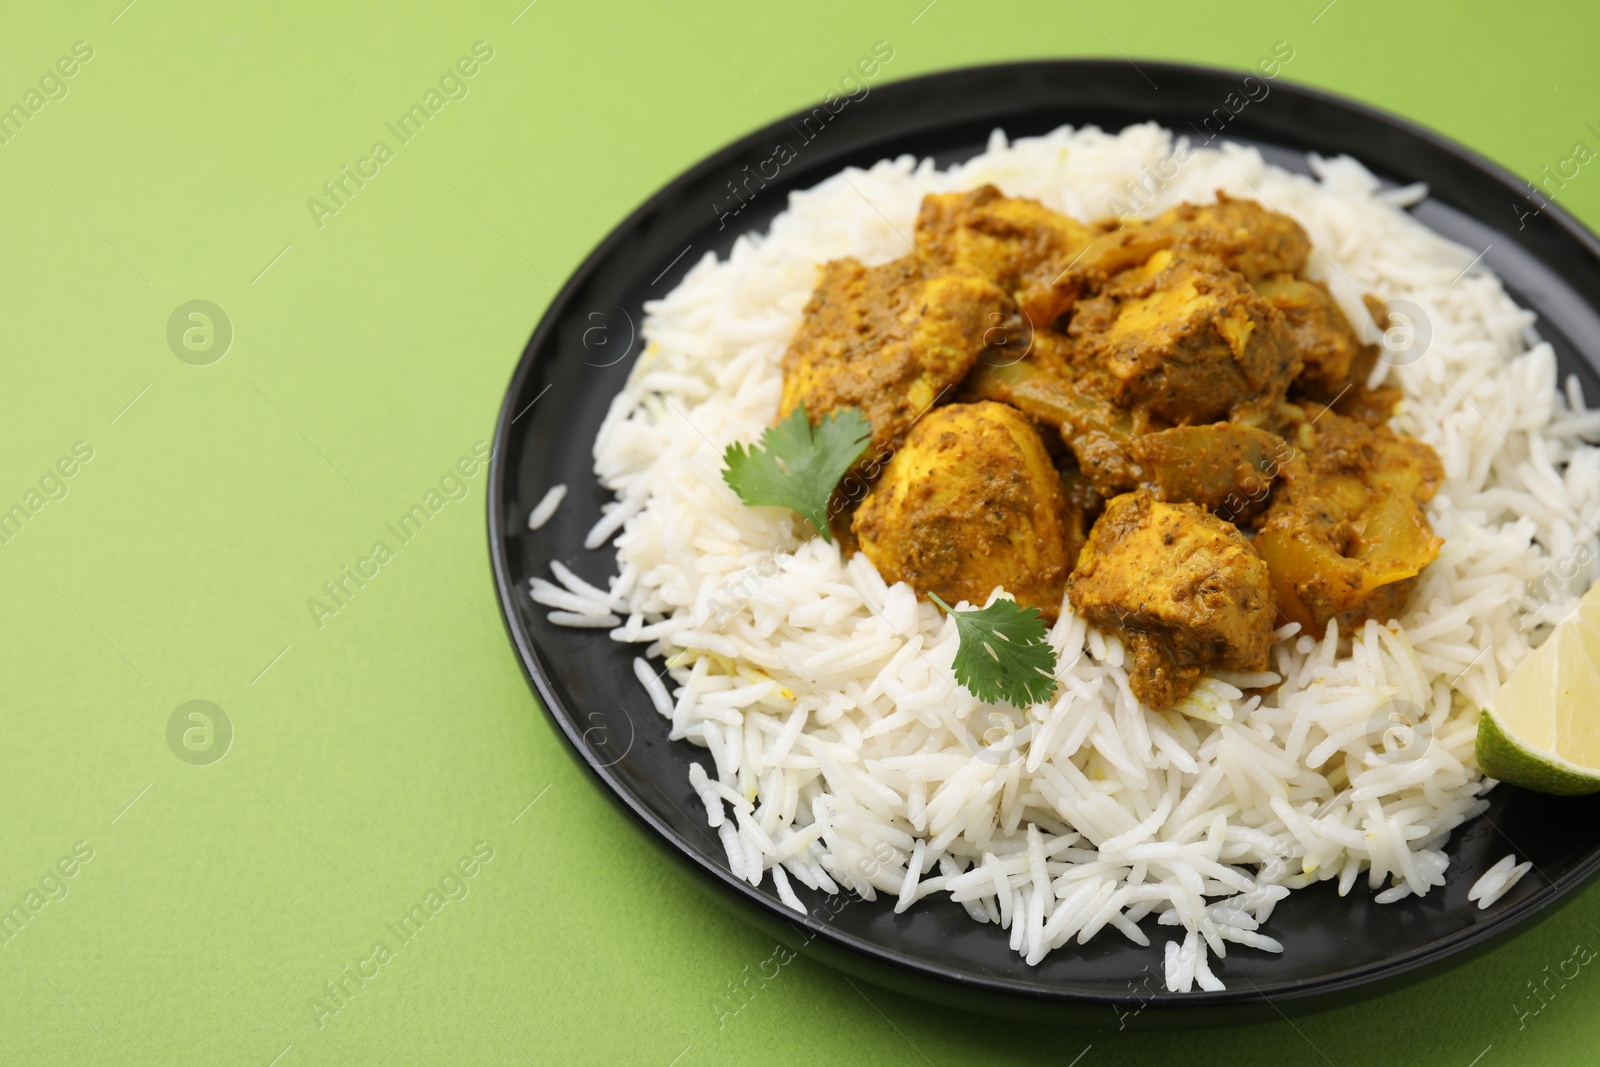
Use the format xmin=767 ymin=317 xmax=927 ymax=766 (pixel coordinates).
xmin=487 ymin=56 xmax=1600 ymax=1017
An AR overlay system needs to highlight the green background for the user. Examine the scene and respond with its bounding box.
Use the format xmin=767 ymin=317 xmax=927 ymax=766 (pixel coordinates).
xmin=2 ymin=0 xmax=1596 ymax=1063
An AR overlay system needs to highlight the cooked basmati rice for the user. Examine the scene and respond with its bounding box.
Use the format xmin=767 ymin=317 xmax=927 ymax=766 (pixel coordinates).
xmin=1468 ymin=852 xmax=1533 ymax=909
xmin=552 ymin=123 xmax=1600 ymax=991
xmin=528 ymin=483 xmax=568 ymax=530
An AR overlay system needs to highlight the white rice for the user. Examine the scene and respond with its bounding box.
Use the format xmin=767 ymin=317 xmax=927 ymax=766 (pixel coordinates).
xmin=527 ymin=483 xmax=568 ymax=530
xmin=552 ymin=123 xmax=1600 ymax=991
xmin=1468 ymin=851 xmax=1533 ymax=909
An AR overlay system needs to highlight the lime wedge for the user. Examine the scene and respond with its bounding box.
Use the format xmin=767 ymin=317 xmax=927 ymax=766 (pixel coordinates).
xmin=1477 ymin=583 xmax=1600 ymax=795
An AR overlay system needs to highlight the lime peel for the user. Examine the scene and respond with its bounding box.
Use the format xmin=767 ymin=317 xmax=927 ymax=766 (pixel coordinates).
xmin=1476 ymin=582 xmax=1600 ymax=796
xmin=1476 ymin=706 xmax=1600 ymax=796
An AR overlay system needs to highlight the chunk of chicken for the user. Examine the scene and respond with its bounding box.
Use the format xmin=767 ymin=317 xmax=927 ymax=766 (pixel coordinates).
xmin=1070 ymin=249 xmax=1300 ymax=425
xmin=1131 ymin=422 xmax=1290 ymax=520
xmin=1016 ymin=225 xmax=1177 ymax=327
xmin=779 ymin=254 xmax=1007 ymax=458
xmin=916 ymin=184 xmax=1095 ymax=296
xmin=1252 ymin=405 xmax=1444 ymax=635
xmin=1016 ymin=195 xmax=1310 ymax=326
xmin=1254 ymin=274 xmax=1379 ymax=399
xmin=963 ymin=263 xmax=1301 ymax=504
xmin=854 ymin=402 xmax=1070 ymax=621
xmin=1150 ymin=194 xmax=1311 ymax=281
xmin=1066 ymin=490 xmax=1277 ymax=709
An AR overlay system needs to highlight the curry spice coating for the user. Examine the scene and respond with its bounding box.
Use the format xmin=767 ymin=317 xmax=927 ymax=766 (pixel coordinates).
xmin=1069 ymin=248 xmax=1301 ymax=426
xmin=778 ymin=254 xmax=1007 ymax=458
xmin=1017 ymin=194 xmax=1309 ymax=326
xmin=915 ymin=184 xmax=1096 ymax=297
xmin=1254 ymin=274 xmax=1380 ymax=399
xmin=1252 ymin=404 xmax=1444 ymax=635
xmin=1066 ymin=490 xmax=1278 ymax=709
xmin=1131 ymin=422 xmax=1289 ymax=520
xmin=1150 ymin=194 xmax=1312 ymax=282
xmin=854 ymin=401 xmax=1071 ymax=621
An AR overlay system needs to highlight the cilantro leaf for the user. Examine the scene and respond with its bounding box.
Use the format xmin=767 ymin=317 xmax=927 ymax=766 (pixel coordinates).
xmin=721 ymin=402 xmax=871 ymax=543
xmin=931 ymin=593 xmax=1059 ymax=707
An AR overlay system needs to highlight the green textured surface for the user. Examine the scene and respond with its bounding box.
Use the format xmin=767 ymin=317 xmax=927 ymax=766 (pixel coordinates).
xmin=3 ymin=1 xmax=1598 ymax=1063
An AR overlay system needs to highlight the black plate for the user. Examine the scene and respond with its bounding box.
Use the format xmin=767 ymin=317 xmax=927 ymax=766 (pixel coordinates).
xmin=488 ymin=60 xmax=1600 ymax=1027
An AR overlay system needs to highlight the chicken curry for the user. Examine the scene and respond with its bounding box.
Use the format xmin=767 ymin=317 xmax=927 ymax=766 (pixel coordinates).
xmin=777 ymin=185 xmax=1443 ymax=709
